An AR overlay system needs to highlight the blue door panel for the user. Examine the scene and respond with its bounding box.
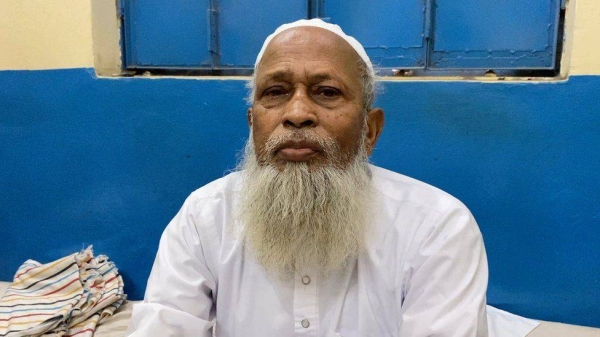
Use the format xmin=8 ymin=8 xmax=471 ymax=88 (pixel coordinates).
xmin=124 ymin=0 xmax=212 ymax=68
xmin=323 ymin=0 xmax=427 ymax=68
xmin=219 ymin=1 xmax=308 ymax=68
xmin=431 ymin=0 xmax=560 ymax=69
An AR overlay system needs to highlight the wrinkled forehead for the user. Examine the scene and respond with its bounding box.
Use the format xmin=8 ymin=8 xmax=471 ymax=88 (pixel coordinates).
xmin=254 ymin=27 xmax=364 ymax=88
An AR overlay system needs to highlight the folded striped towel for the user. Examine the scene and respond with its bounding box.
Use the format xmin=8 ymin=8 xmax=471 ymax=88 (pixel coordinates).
xmin=0 ymin=247 xmax=125 ymax=337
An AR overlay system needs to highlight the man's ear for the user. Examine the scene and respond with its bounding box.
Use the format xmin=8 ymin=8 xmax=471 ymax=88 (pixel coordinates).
xmin=365 ymin=108 xmax=384 ymax=156
xmin=247 ymin=107 xmax=253 ymax=127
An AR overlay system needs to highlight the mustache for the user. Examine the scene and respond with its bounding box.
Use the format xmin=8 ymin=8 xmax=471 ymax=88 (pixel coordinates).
xmin=263 ymin=130 xmax=339 ymax=158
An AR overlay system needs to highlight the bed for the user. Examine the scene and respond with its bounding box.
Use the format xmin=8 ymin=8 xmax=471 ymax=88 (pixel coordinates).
xmin=1 ymin=282 xmax=597 ymax=336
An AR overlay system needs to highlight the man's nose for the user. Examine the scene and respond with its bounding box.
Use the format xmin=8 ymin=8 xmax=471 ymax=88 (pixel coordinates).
xmin=282 ymin=90 xmax=317 ymax=128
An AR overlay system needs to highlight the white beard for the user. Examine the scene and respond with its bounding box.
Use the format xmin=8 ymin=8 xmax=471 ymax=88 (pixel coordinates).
xmin=237 ymin=130 xmax=374 ymax=278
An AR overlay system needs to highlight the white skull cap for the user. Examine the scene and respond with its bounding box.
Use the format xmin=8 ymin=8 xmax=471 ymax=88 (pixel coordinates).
xmin=254 ymin=18 xmax=374 ymax=76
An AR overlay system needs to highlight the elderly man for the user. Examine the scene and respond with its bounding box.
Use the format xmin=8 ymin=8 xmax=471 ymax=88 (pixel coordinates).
xmin=126 ymin=19 xmax=488 ymax=336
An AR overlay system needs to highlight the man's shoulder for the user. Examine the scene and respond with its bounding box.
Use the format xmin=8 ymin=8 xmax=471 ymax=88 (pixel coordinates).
xmin=187 ymin=171 xmax=242 ymax=204
xmin=370 ymin=165 xmax=480 ymax=248
xmin=370 ymin=165 xmax=468 ymax=214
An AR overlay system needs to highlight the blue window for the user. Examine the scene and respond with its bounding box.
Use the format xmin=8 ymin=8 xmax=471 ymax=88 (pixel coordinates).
xmin=322 ymin=0 xmax=428 ymax=69
xmin=429 ymin=0 xmax=561 ymax=70
xmin=120 ymin=0 xmax=564 ymax=75
xmin=121 ymin=0 xmax=308 ymax=71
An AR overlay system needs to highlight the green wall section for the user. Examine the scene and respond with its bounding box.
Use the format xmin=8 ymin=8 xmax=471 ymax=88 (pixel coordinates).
xmin=1 ymin=69 xmax=598 ymax=327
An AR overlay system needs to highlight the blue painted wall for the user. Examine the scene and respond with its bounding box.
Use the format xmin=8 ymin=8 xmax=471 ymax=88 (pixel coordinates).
xmin=1 ymin=69 xmax=598 ymax=327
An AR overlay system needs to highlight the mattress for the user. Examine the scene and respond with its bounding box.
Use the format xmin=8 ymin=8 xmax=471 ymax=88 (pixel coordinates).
xmin=1 ymin=282 xmax=597 ymax=336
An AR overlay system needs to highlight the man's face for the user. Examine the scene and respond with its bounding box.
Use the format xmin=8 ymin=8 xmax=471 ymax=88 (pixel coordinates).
xmin=249 ymin=27 xmax=369 ymax=169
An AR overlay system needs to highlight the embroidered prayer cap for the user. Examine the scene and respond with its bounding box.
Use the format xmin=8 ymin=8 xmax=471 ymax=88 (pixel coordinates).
xmin=254 ymin=18 xmax=374 ymax=77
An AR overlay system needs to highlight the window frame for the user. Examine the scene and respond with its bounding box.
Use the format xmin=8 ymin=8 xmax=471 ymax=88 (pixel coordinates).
xmin=111 ymin=0 xmax=568 ymax=78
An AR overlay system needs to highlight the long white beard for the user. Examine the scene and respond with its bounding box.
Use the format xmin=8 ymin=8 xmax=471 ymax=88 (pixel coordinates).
xmin=237 ymin=130 xmax=374 ymax=278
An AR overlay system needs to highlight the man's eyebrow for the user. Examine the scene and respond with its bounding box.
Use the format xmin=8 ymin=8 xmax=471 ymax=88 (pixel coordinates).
xmin=258 ymin=69 xmax=350 ymax=91
xmin=308 ymin=73 xmax=334 ymax=82
xmin=259 ymin=70 xmax=291 ymax=83
xmin=307 ymin=72 xmax=352 ymax=86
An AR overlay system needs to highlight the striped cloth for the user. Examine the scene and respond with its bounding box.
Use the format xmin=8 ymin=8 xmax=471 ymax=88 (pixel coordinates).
xmin=0 ymin=247 xmax=125 ymax=337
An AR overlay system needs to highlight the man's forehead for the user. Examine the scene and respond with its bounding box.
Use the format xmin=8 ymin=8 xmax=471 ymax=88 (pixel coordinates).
xmin=261 ymin=68 xmax=338 ymax=81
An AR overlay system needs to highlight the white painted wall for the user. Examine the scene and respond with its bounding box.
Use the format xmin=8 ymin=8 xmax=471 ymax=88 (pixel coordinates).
xmin=0 ymin=0 xmax=598 ymax=75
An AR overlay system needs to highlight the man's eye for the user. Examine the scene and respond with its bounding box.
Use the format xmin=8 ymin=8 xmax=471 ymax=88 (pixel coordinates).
xmin=316 ymin=87 xmax=341 ymax=98
xmin=263 ymin=87 xmax=286 ymax=97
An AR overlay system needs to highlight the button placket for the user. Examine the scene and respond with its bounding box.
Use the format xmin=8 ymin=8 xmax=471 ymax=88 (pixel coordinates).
xmin=293 ymin=271 xmax=318 ymax=335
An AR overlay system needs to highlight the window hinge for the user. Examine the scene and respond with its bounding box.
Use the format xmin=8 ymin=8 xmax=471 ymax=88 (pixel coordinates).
xmin=309 ymin=0 xmax=326 ymax=19
xmin=208 ymin=9 xmax=219 ymax=53
xmin=424 ymin=0 xmax=434 ymax=40
xmin=117 ymin=0 xmax=125 ymax=19
xmin=207 ymin=1 xmax=220 ymax=66
xmin=560 ymin=0 xmax=567 ymax=9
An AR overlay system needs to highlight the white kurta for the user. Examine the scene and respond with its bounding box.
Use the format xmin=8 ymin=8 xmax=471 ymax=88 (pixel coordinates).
xmin=126 ymin=165 xmax=489 ymax=336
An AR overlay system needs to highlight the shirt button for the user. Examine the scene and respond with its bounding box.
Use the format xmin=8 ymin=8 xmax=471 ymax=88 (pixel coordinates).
xmin=302 ymin=275 xmax=311 ymax=285
xmin=301 ymin=319 xmax=310 ymax=328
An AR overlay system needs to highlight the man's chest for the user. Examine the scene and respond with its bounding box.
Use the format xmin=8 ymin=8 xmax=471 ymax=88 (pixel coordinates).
xmin=212 ymin=248 xmax=406 ymax=337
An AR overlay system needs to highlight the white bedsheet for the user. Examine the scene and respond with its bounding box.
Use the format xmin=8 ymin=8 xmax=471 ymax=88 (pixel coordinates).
xmin=1 ymin=282 xmax=598 ymax=336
